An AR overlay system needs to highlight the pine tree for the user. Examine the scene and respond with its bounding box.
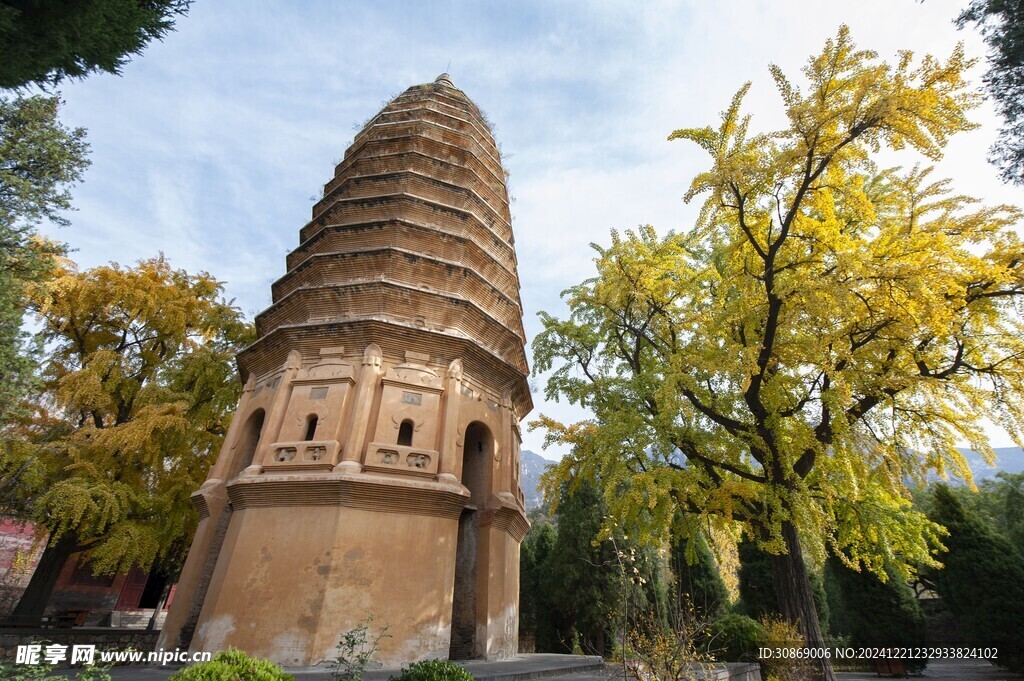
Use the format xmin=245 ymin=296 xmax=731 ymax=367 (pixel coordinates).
xmin=736 ymin=540 xmax=829 ymax=633
xmin=519 ymin=521 xmax=556 ymax=650
xmin=0 ymin=94 xmax=88 ymax=425
xmin=671 ymin=533 xmax=728 ymax=620
xmin=0 ymin=0 xmax=191 ymax=89
xmin=825 ymin=557 xmax=926 ymax=673
xmin=542 ymin=481 xmax=619 ymax=655
xmin=957 ymin=0 xmax=1024 ymax=185
xmin=924 ymin=485 xmax=1024 ymax=672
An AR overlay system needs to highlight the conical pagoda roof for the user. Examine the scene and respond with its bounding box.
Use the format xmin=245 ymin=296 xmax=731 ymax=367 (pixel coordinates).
xmin=238 ymin=75 xmax=531 ymax=416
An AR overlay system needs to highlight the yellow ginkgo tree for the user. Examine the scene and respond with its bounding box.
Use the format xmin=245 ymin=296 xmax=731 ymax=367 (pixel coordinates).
xmin=0 ymin=256 xmax=251 ymax=621
xmin=533 ymin=27 xmax=1023 ymax=681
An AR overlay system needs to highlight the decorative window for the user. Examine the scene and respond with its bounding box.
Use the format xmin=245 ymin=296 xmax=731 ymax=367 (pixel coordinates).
xmin=304 ymin=415 xmax=318 ymax=441
xmin=397 ymin=419 xmax=414 ymax=447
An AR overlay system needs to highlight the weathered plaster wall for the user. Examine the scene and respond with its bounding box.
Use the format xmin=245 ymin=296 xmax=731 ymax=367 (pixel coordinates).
xmin=192 ymin=504 xmax=459 ymax=667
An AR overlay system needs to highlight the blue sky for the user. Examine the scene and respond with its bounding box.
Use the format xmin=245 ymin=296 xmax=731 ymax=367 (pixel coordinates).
xmin=40 ymin=0 xmax=1024 ymax=457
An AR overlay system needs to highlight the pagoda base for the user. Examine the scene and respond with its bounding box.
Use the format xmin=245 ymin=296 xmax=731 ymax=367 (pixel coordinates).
xmin=185 ymin=472 xmax=522 ymax=667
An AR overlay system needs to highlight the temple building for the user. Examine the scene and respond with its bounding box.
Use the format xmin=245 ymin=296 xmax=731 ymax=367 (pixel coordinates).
xmin=158 ymin=74 xmax=531 ymax=667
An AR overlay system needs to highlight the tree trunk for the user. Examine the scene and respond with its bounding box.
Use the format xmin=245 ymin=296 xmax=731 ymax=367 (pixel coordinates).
xmin=10 ymin=532 xmax=79 ymax=622
xmin=147 ymin=580 xmax=172 ymax=631
xmin=769 ymin=521 xmax=836 ymax=681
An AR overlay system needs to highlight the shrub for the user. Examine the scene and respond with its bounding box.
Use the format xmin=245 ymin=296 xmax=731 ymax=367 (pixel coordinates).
xmin=0 ymin=660 xmax=52 ymax=680
xmin=624 ymin=611 xmax=714 ymax=681
xmin=168 ymin=648 xmax=295 ymax=681
xmin=705 ymin=613 xmax=762 ymax=662
xmin=389 ymin=659 xmax=474 ymax=681
xmin=756 ymin=617 xmax=815 ymax=681
xmin=334 ymin=615 xmax=391 ymax=681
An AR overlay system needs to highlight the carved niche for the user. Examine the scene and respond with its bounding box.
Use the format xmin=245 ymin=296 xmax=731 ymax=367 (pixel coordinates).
xmin=364 ymin=351 xmax=443 ymax=478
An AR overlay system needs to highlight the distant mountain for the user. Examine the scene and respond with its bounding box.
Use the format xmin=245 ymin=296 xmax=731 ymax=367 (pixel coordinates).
xmin=518 ymin=448 xmax=1023 ymax=506
xmin=520 ymin=449 xmax=556 ymax=510
xmin=958 ymin=446 xmax=1024 ymax=481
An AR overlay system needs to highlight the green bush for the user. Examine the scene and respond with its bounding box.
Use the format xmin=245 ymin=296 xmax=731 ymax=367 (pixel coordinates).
xmin=0 ymin=660 xmax=52 ymax=680
xmin=705 ymin=613 xmax=763 ymax=662
xmin=168 ymin=648 xmax=295 ymax=681
xmin=757 ymin=617 xmax=816 ymax=681
xmin=389 ymin=659 xmax=474 ymax=681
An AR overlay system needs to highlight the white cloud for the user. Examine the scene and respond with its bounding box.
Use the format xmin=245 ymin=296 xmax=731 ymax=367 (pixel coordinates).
xmin=38 ymin=0 xmax=1024 ymax=456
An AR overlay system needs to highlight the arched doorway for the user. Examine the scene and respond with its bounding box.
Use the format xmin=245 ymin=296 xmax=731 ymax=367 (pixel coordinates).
xmin=229 ymin=409 xmax=265 ymax=480
xmin=178 ymin=407 xmax=265 ymax=648
xmin=450 ymin=421 xmax=492 ymax=659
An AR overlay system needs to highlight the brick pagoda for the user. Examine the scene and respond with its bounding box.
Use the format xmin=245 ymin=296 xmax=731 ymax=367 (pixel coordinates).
xmin=159 ymin=74 xmax=531 ymax=667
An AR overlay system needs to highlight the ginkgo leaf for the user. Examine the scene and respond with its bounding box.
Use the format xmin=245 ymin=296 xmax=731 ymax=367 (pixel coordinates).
xmin=532 ymin=26 xmax=1021 ymax=626
xmin=3 ymin=256 xmax=251 ymax=579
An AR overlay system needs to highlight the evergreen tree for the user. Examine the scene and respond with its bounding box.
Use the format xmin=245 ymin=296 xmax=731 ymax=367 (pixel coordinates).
xmin=0 ymin=94 xmax=88 ymax=426
xmin=621 ymin=537 xmax=669 ymax=635
xmin=519 ymin=521 xmax=556 ymax=650
xmin=542 ymin=481 xmax=619 ymax=655
xmin=737 ymin=540 xmax=829 ymax=634
xmin=671 ymin=533 xmax=728 ymax=620
xmin=0 ymin=0 xmax=192 ymax=89
xmin=924 ymin=485 xmax=1024 ymax=671
xmin=954 ymin=472 xmax=1024 ymax=557
xmin=957 ymin=0 xmax=1024 ymax=185
xmin=1003 ymin=474 xmax=1024 ymax=556
xmin=825 ymin=557 xmax=927 ymax=672
xmin=736 ymin=540 xmax=776 ymax=621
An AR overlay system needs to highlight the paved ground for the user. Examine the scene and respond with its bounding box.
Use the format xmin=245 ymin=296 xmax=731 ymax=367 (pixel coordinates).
xmin=49 ymin=655 xmax=1023 ymax=680
xmin=52 ymin=653 xmax=606 ymax=680
xmin=836 ymin=659 xmax=1024 ymax=680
